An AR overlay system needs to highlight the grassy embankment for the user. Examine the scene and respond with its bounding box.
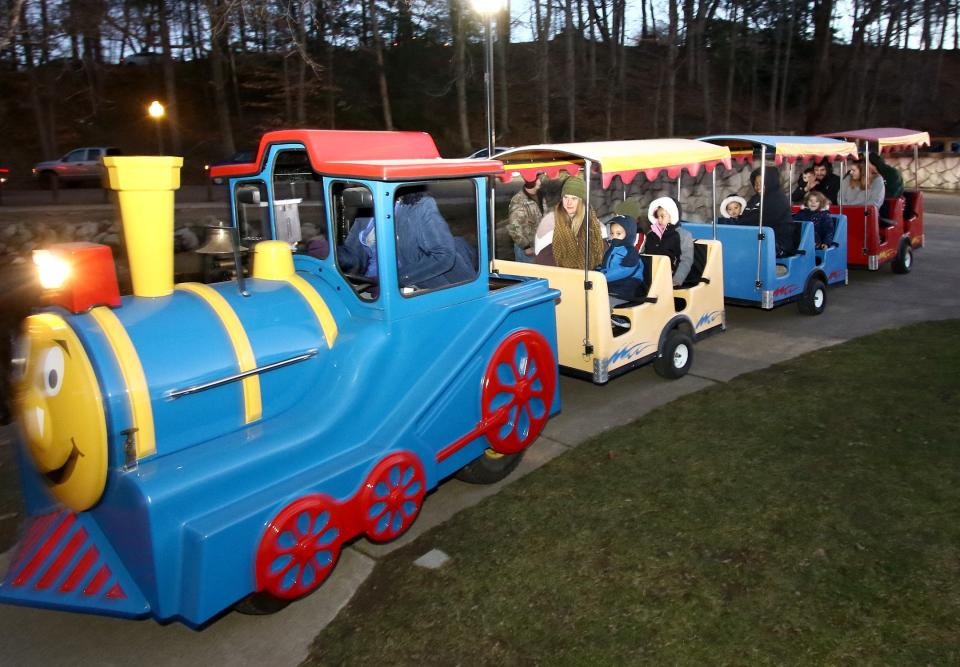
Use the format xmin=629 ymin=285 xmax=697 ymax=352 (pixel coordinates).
xmin=307 ymin=320 xmax=960 ymax=665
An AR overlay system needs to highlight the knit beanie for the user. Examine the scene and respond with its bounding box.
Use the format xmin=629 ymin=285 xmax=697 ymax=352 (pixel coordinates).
xmin=613 ymin=198 xmax=642 ymax=220
xmin=647 ymin=196 xmax=682 ymax=226
xmin=561 ymin=175 xmax=587 ymax=200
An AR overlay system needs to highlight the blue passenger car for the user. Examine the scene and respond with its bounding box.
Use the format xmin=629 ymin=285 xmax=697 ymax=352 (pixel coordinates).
xmin=688 ymin=135 xmax=856 ymax=315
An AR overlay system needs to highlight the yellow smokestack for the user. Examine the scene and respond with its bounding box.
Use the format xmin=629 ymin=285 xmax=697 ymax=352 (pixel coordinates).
xmin=103 ymin=156 xmax=183 ymax=297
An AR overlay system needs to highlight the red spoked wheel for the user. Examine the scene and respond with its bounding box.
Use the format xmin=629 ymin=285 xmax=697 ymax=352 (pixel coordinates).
xmin=255 ymin=495 xmax=342 ymax=600
xmin=481 ymin=329 xmax=557 ymax=455
xmin=360 ymin=452 xmax=426 ymax=542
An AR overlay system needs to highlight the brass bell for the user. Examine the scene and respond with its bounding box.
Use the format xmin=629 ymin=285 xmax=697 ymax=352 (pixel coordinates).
xmin=196 ymin=225 xmax=247 ymax=255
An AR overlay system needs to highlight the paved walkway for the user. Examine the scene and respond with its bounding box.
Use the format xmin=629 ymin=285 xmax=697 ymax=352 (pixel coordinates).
xmin=1 ymin=195 xmax=958 ymax=666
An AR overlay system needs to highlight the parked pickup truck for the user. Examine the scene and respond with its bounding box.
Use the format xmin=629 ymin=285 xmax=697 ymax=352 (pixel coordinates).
xmin=33 ymin=147 xmax=123 ymax=188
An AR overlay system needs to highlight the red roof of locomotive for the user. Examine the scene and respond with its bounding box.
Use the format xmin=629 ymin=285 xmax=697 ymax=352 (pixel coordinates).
xmin=209 ymin=129 xmax=503 ymax=181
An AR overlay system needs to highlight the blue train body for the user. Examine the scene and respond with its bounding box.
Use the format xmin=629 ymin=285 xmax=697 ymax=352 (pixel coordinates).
xmin=1 ymin=134 xmax=561 ymax=626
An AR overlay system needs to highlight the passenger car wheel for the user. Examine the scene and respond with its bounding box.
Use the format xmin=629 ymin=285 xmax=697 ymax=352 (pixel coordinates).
xmin=798 ymin=277 xmax=826 ymax=316
xmin=654 ymin=330 xmax=693 ymax=379
xmin=456 ymin=449 xmax=524 ymax=484
xmin=892 ymin=240 xmax=913 ymax=274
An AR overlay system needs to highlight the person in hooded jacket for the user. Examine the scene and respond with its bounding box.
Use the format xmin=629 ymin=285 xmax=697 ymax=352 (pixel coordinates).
xmin=598 ymin=214 xmax=645 ymax=298
xmin=641 ymin=196 xmax=695 ymax=286
xmin=734 ymin=166 xmax=799 ymax=257
xmin=394 ymin=188 xmax=476 ymax=290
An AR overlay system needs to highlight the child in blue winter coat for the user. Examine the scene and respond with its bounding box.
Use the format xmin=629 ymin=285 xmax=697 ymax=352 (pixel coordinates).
xmin=792 ymin=190 xmax=836 ymax=249
xmin=599 ymin=214 xmax=645 ymax=298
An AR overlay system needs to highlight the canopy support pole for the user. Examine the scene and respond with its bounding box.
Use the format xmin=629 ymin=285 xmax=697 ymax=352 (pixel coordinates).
xmin=583 ymin=160 xmax=594 ymax=357
xmin=788 ymin=162 xmax=794 ymax=203
xmin=756 ymin=146 xmax=766 ymax=290
xmin=488 ymin=176 xmax=497 ymax=273
xmin=711 ymin=168 xmax=718 ymax=240
xmin=913 ymin=145 xmax=920 ymax=191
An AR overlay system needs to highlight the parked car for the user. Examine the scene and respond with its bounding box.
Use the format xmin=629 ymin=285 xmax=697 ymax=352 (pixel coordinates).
xmin=207 ymin=150 xmax=256 ymax=184
xmin=120 ymin=51 xmax=163 ymax=66
xmin=32 ymin=147 xmax=123 ymax=188
xmin=466 ymin=146 xmax=511 ymax=159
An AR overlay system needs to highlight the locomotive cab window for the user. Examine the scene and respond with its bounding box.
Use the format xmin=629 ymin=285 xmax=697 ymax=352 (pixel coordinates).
xmin=394 ymin=179 xmax=479 ymax=297
xmin=271 ymin=149 xmax=328 ymax=258
xmin=331 ymin=181 xmax=378 ymax=301
xmin=235 ymin=181 xmax=269 ymax=246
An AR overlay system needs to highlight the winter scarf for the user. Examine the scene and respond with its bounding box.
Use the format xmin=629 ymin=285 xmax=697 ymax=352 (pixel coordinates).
xmin=552 ymin=201 xmax=605 ymax=270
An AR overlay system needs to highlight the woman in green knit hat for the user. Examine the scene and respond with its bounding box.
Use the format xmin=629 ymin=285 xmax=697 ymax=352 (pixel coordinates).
xmin=534 ymin=175 xmax=605 ymax=270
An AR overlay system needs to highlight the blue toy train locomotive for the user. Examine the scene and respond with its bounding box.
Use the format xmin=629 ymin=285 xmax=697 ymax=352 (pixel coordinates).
xmin=1 ymin=132 xmax=561 ymax=625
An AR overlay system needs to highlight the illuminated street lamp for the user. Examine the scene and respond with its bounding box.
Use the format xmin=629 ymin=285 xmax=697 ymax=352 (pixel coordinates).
xmin=148 ymin=100 xmax=165 ymax=154
xmin=471 ymin=0 xmax=505 ymax=160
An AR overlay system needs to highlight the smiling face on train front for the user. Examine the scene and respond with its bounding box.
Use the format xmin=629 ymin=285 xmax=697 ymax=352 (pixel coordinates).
xmin=13 ymin=313 xmax=108 ymax=511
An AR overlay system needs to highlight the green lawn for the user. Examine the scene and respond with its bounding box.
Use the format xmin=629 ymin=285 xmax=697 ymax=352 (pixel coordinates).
xmin=316 ymin=321 xmax=960 ymax=664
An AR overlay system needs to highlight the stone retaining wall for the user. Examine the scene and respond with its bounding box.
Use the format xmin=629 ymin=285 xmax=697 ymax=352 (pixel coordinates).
xmin=2 ymin=153 xmax=957 ymax=263
xmin=888 ymin=154 xmax=960 ymax=191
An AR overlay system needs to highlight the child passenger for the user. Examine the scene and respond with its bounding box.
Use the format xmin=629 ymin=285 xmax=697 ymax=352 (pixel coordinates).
xmin=793 ymin=190 xmax=836 ymax=249
xmin=642 ymin=196 xmax=695 ymax=286
xmin=598 ymin=214 xmax=645 ymax=298
xmin=719 ymin=194 xmax=747 ymax=221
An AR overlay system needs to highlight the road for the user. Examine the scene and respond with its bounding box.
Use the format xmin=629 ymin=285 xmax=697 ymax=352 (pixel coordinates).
xmin=0 ymin=194 xmax=958 ymax=666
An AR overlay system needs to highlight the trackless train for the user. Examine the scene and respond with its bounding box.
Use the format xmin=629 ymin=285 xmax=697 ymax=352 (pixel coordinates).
xmin=0 ymin=126 xmax=928 ymax=626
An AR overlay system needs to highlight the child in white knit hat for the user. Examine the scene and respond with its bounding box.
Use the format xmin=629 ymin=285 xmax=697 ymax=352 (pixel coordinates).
xmin=719 ymin=194 xmax=747 ymax=220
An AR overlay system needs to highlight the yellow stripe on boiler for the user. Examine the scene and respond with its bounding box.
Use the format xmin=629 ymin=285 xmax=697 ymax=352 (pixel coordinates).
xmin=89 ymin=307 xmax=157 ymax=458
xmin=175 ymin=283 xmax=262 ymax=423
xmin=286 ymin=275 xmax=338 ymax=348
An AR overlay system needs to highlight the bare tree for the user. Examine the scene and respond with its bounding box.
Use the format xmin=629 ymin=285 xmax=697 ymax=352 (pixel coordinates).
xmin=449 ymin=0 xmax=470 ymax=153
xmin=204 ymin=0 xmax=236 ymax=155
xmin=564 ymin=0 xmax=576 ymax=140
xmin=665 ymin=0 xmax=678 ymax=135
xmin=534 ymin=0 xmax=551 ymax=142
xmin=776 ymin=0 xmax=797 ymax=130
xmin=496 ymin=2 xmax=509 ymax=140
xmin=17 ymin=1 xmax=55 ymax=157
xmin=0 ymin=0 xmax=26 ymax=53
xmin=803 ymin=0 xmax=835 ymax=132
xmin=368 ymin=0 xmax=393 ymax=129
xmin=158 ymin=0 xmax=182 ymax=154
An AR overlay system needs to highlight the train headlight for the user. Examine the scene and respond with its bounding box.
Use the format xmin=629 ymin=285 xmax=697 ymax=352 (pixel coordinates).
xmin=33 ymin=243 xmax=122 ymax=313
xmin=34 ymin=250 xmax=72 ymax=289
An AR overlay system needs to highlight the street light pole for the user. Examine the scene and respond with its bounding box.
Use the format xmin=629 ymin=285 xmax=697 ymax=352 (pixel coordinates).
xmin=483 ymin=15 xmax=495 ymax=160
xmin=472 ymin=0 xmax=504 ymax=270
xmin=148 ymin=100 xmax=166 ymax=155
xmin=472 ymin=0 xmax=502 ymax=159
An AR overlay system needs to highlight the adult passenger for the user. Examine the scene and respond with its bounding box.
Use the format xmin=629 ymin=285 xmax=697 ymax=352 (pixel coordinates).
xmin=736 ymin=166 xmax=799 ymax=257
xmin=394 ymin=189 xmax=476 ymax=289
xmin=791 ymin=167 xmax=820 ymax=204
xmin=813 ymin=159 xmax=841 ymax=204
xmin=868 ymin=152 xmax=904 ymax=199
xmin=840 ymin=157 xmax=885 ymax=209
xmin=535 ymin=176 xmax=605 ymax=270
xmin=506 ymin=176 xmax=544 ymax=263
